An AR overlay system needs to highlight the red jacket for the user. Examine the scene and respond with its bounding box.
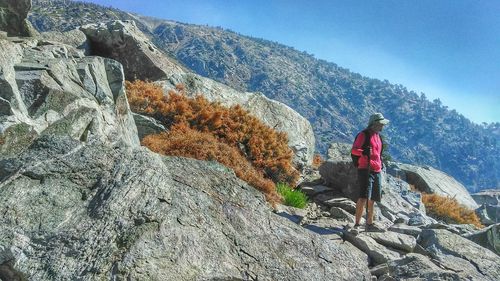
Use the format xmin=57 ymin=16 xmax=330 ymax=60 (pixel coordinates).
xmin=351 ymin=130 xmax=383 ymax=172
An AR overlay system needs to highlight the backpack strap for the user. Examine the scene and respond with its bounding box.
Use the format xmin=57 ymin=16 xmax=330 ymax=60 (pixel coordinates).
xmin=361 ymin=129 xmax=371 ymax=149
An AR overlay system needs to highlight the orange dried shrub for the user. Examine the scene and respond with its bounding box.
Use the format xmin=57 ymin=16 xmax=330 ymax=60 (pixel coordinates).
xmin=312 ymin=154 xmax=324 ymax=169
xmin=422 ymin=193 xmax=483 ymax=228
xmin=125 ymin=80 xmax=299 ymax=187
xmin=142 ymin=124 xmax=281 ymax=204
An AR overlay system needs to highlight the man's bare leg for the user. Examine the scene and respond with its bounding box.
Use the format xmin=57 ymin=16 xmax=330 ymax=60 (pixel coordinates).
xmin=355 ymin=198 xmax=367 ymax=225
xmin=366 ymin=200 xmax=375 ymax=224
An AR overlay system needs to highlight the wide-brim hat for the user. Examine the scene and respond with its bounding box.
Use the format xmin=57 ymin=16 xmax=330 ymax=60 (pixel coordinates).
xmin=369 ymin=113 xmax=390 ymax=126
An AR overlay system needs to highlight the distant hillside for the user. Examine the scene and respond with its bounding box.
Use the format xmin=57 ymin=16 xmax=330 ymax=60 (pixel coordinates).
xmin=29 ymin=0 xmax=500 ymax=192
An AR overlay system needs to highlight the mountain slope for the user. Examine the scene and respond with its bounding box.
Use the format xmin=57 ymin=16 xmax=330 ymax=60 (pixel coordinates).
xmin=28 ymin=0 xmax=500 ymax=191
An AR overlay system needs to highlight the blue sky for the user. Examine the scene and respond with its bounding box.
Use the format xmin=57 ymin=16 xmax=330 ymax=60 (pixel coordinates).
xmin=83 ymin=0 xmax=500 ymax=124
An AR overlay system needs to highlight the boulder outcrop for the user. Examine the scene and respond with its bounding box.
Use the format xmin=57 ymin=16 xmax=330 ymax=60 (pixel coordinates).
xmin=388 ymin=162 xmax=479 ymax=209
xmin=464 ymin=223 xmax=500 ymax=255
xmin=0 ymin=0 xmax=37 ymax=37
xmin=472 ymin=189 xmax=500 ymax=205
xmin=418 ymin=229 xmax=500 ymax=280
xmin=0 ymin=36 xmax=139 ymax=155
xmin=0 ymin=136 xmax=371 ymax=280
xmin=472 ymin=189 xmax=500 ymax=225
xmin=37 ymin=29 xmax=89 ymax=52
xmin=80 ymin=20 xmax=184 ymax=81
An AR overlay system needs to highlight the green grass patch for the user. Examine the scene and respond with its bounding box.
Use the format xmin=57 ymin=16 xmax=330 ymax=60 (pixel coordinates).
xmin=277 ymin=183 xmax=308 ymax=209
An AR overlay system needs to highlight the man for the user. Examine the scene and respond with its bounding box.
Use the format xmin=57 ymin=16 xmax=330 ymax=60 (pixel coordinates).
xmin=351 ymin=113 xmax=389 ymax=233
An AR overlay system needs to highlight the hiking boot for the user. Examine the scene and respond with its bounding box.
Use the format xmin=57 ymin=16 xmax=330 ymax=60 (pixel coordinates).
xmin=366 ymin=223 xmax=386 ymax=232
xmin=349 ymin=223 xmax=362 ymax=235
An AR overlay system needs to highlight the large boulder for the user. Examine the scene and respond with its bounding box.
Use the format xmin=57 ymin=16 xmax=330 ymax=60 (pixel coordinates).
xmin=343 ymin=232 xmax=401 ymax=266
xmin=0 ymin=135 xmax=371 ymax=280
xmin=318 ymin=159 xmax=357 ymax=200
xmin=80 ymin=20 xmax=315 ymax=169
xmin=133 ymin=113 xmax=166 ymax=141
xmin=472 ymin=189 xmax=500 ymax=206
xmin=464 ymin=223 xmax=500 ymax=255
xmin=37 ymin=29 xmax=89 ymax=53
xmin=80 ymin=20 xmax=184 ymax=81
xmin=0 ymin=38 xmax=27 ymax=118
xmin=385 ymin=253 xmax=464 ymax=280
xmin=0 ymin=0 xmax=37 ymax=37
xmin=1 ymin=36 xmax=140 ymax=157
xmin=418 ymin=229 xmax=500 ymax=280
xmin=472 ymin=189 xmax=500 ymax=225
xmin=388 ymin=163 xmax=478 ymax=209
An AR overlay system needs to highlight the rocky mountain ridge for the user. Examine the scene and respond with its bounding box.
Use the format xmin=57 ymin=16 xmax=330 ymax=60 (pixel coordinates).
xmin=27 ymin=0 xmax=499 ymax=192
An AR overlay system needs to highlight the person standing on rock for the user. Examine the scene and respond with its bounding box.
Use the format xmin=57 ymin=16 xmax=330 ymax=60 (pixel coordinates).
xmin=351 ymin=113 xmax=389 ymax=233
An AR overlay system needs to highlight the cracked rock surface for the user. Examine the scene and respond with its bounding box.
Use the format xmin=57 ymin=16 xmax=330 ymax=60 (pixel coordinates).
xmin=0 ymin=31 xmax=370 ymax=280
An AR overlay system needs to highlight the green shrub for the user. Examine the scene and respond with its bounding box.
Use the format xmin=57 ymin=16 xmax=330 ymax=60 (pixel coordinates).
xmin=277 ymin=183 xmax=308 ymax=209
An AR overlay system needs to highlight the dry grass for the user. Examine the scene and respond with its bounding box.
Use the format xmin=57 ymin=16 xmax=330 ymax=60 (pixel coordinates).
xmin=142 ymin=124 xmax=281 ymax=204
xmin=422 ymin=193 xmax=483 ymax=228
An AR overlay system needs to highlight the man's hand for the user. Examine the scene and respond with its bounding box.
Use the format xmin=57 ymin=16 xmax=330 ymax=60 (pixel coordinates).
xmin=362 ymin=147 xmax=371 ymax=156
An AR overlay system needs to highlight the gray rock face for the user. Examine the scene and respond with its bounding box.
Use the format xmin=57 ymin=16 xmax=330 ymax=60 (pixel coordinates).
xmin=472 ymin=189 xmax=500 ymax=205
xmin=132 ymin=113 xmax=166 ymax=141
xmin=419 ymin=229 xmax=500 ymax=280
xmin=79 ymin=20 xmax=315 ymax=170
xmin=0 ymin=135 xmax=371 ymax=280
xmin=0 ymin=39 xmax=26 ymax=118
xmin=0 ymin=0 xmax=37 ymax=37
xmin=80 ymin=20 xmax=185 ymax=81
xmin=37 ymin=29 xmax=89 ymax=52
xmin=343 ymin=232 xmax=401 ymax=265
xmin=389 ymin=163 xmax=479 ymax=209
xmin=319 ymin=160 xmax=358 ymax=200
xmin=464 ymin=223 xmax=500 ymax=255
xmin=472 ymin=189 xmax=500 ymax=225
xmin=0 ymin=36 xmax=139 ymax=154
xmin=326 ymin=142 xmax=352 ymax=162
xmin=365 ymin=231 xmax=416 ymax=253
xmin=386 ymin=253 xmax=463 ymax=280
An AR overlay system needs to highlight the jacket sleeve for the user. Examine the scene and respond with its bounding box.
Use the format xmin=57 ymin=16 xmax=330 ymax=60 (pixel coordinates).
xmin=351 ymin=132 xmax=365 ymax=156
